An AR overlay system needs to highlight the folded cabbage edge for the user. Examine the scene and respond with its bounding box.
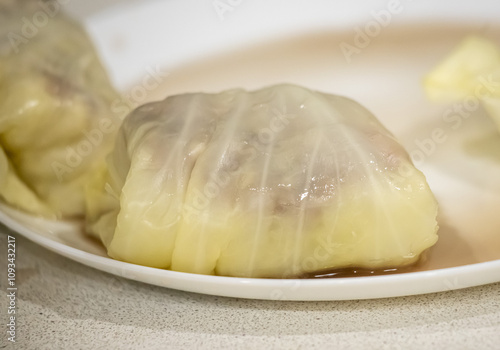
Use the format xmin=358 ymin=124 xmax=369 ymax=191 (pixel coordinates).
xmin=0 ymin=0 xmax=121 ymax=218
xmin=424 ymin=35 xmax=500 ymax=132
xmin=87 ymin=84 xmax=439 ymax=278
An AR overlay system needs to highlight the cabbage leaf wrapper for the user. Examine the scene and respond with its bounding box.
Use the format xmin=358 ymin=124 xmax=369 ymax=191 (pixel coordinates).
xmin=88 ymin=84 xmax=439 ymax=278
xmin=0 ymin=0 xmax=121 ymax=218
xmin=424 ymin=35 xmax=500 ymax=132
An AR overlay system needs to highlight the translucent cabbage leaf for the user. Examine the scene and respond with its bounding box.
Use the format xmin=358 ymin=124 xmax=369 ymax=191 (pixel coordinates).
xmin=0 ymin=0 xmax=121 ymax=218
xmin=88 ymin=84 xmax=439 ymax=278
xmin=424 ymin=35 xmax=500 ymax=131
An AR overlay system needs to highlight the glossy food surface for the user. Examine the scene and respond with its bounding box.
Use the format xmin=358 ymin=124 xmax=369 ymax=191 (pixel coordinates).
xmin=88 ymin=84 xmax=438 ymax=278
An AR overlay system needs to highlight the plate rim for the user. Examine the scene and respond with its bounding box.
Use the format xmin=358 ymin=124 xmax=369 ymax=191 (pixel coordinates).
xmin=1 ymin=206 xmax=499 ymax=301
xmin=2 ymin=0 xmax=500 ymax=301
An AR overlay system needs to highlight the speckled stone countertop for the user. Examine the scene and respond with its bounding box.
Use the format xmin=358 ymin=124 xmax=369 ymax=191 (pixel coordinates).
xmin=1 ymin=229 xmax=499 ymax=350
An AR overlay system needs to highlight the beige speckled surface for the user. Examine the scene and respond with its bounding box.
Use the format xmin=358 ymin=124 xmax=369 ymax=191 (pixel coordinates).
xmin=1 ymin=229 xmax=499 ymax=350
xmin=1 ymin=1 xmax=500 ymax=348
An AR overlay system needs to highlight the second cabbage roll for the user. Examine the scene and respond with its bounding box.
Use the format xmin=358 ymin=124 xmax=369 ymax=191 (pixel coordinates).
xmin=424 ymin=35 xmax=500 ymax=132
xmin=0 ymin=0 xmax=121 ymax=218
xmin=88 ymin=84 xmax=439 ymax=278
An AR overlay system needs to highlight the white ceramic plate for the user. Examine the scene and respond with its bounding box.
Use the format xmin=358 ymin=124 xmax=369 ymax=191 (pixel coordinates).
xmin=1 ymin=0 xmax=500 ymax=300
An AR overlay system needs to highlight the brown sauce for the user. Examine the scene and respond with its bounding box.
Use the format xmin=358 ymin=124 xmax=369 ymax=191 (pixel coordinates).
xmin=301 ymin=266 xmax=410 ymax=279
xmin=299 ymin=249 xmax=432 ymax=279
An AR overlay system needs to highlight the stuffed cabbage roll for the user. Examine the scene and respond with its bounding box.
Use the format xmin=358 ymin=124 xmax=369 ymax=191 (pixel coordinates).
xmin=88 ymin=84 xmax=439 ymax=278
xmin=424 ymin=35 xmax=500 ymax=131
xmin=0 ymin=0 xmax=121 ymax=217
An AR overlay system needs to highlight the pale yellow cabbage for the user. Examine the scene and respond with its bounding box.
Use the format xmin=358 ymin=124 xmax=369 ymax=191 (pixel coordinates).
xmin=88 ymin=84 xmax=438 ymax=278
xmin=424 ymin=35 xmax=500 ymax=131
xmin=0 ymin=1 xmax=121 ymax=218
